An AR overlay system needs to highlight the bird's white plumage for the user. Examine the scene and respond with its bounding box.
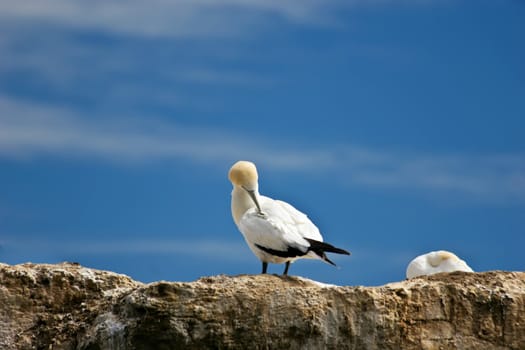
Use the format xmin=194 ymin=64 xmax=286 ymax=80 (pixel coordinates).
xmin=406 ymin=250 xmax=474 ymax=279
xmin=271 ymin=198 xmax=322 ymax=241
xmin=235 ymin=191 xmax=325 ymax=264
xmin=238 ymin=197 xmax=318 ymax=264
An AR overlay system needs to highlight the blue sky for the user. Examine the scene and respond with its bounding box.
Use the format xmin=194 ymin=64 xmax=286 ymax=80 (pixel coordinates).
xmin=0 ymin=0 xmax=524 ymax=286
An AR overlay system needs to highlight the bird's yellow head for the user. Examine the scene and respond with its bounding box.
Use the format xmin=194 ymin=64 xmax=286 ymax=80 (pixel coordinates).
xmin=228 ymin=161 xmax=258 ymax=189
xmin=428 ymin=250 xmax=459 ymax=267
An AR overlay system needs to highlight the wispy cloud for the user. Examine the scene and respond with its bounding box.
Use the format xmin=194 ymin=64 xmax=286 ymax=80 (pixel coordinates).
xmin=0 ymin=1 xmax=436 ymax=38
xmin=0 ymin=236 xmax=251 ymax=262
xmin=0 ymin=0 xmax=341 ymax=39
xmin=0 ymin=18 xmax=275 ymax=112
xmin=0 ymin=96 xmax=283 ymax=165
xmin=342 ymin=149 xmax=525 ymax=201
xmin=0 ymin=0 xmax=428 ymax=111
xmin=177 ymin=68 xmax=277 ymax=87
xmin=1 ymin=95 xmax=524 ymax=202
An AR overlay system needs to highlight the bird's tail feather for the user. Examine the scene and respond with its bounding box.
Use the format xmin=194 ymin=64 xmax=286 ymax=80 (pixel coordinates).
xmin=304 ymin=238 xmax=350 ymax=266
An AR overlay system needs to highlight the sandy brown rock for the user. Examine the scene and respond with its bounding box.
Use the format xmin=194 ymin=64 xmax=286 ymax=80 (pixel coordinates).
xmin=1 ymin=263 xmax=524 ymax=349
xmin=0 ymin=262 xmax=140 ymax=349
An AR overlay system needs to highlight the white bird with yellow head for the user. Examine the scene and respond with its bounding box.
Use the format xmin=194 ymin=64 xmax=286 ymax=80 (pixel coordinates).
xmin=406 ymin=250 xmax=474 ymax=279
xmin=228 ymin=160 xmax=350 ymax=275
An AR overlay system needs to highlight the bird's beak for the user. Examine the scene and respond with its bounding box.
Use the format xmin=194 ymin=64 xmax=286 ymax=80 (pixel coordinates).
xmin=242 ymin=186 xmax=262 ymax=214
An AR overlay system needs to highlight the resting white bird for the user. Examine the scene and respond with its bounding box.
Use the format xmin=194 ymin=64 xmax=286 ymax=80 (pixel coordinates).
xmin=228 ymin=160 xmax=350 ymax=275
xmin=406 ymin=250 xmax=474 ymax=279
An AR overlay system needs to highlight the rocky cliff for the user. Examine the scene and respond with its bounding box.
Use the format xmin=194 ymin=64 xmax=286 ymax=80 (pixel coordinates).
xmin=0 ymin=262 xmax=524 ymax=350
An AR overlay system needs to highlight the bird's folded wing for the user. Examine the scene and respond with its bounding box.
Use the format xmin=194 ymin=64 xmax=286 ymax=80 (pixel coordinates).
xmin=272 ymin=199 xmax=323 ymax=241
xmin=239 ymin=208 xmax=310 ymax=253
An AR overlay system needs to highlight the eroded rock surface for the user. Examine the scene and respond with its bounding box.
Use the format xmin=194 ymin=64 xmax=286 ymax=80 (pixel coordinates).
xmin=1 ymin=262 xmax=524 ymax=349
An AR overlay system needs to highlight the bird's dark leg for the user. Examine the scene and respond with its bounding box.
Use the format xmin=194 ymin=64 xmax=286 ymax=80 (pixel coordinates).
xmin=283 ymin=261 xmax=290 ymax=275
xmin=262 ymin=262 xmax=268 ymax=274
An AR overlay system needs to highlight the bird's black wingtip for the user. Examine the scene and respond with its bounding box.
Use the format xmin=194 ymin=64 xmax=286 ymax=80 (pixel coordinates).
xmin=323 ymin=254 xmax=337 ymax=266
xmin=305 ymin=238 xmax=350 ymax=256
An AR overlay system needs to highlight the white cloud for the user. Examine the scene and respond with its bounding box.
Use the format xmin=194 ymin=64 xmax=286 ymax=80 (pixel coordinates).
xmin=177 ymin=68 xmax=277 ymax=87
xmin=345 ymin=152 xmax=525 ymax=201
xmin=0 ymin=21 xmax=275 ymax=112
xmin=0 ymin=0 xmax=432 ymax=110
xmin=0 ymin=96 xmax=326 ymax=169
xmin=0 ymin=0 xmax=435 ymax=38
xmin=0 ymin=0 xmax=341 ymax=39
xmin=0 ymin=95 xmax=524 ymax=202
xmin=0 ymin=236 xmax=251 ymax=262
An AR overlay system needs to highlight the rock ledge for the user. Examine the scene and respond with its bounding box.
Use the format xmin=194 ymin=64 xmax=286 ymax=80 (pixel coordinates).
xmin=1 ymin=262 xmax=524 ymax=349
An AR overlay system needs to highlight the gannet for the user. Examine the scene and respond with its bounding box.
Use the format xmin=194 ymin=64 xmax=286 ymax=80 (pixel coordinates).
xmin=406 ymin=250 xmax=474 ymax=279
xmin=228 ymin=160 xmax=350 ymax=275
